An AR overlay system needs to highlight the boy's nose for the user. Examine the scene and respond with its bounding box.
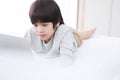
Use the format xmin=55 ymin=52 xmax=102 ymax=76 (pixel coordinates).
xmin=37 ymin=27 xmax=44 ymax=33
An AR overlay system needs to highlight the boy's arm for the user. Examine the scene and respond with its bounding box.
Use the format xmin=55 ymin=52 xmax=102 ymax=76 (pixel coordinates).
xmin=49 ymin=31 xmax=77 ymax=66
xmin=59 ymin=31 xmax=77 ymax=57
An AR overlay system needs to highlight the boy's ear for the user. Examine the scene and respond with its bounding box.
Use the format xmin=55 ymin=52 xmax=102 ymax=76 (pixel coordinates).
xmin=56 ymin=22 xmax=60 ymax=27
xmin=54 ymin=22 xmax=60 ymax=29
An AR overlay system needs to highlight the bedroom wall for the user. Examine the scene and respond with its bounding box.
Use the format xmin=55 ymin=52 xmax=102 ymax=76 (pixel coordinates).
xmin=55 ymin=0 xmax=77 ymax=29
xmin=0 ymin=0 xmax=34 ymax=37
xmin=111 ymin=0 xmax=120 ymax=37
xmin=77 ymin=0 xmax=120 ymax=37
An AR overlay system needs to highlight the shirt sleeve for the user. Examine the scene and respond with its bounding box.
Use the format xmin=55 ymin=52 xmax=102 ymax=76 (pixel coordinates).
xmin=46 ymin=31 xmax=77 ymax=67
xmin=60 ymin=31 xmax=77 ymax=57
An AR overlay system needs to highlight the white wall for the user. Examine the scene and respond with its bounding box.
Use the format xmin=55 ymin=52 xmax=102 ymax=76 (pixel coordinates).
xmin=0 ymin=0 xmax=77 ymax=37
xmin=0 ymin=0 xmax=34 ymax=37
xmin=83 ymin=0 xmax=112 ymax=36
xmin=55 ymin=0 xmax=77 ymax=29
xmin=111 ymin=0 xmax=120 ymax=37
xmin=79 ymin=0 xmax=120 ymax=37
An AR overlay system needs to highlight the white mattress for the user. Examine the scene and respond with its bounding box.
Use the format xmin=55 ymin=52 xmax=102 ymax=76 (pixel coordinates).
xmin=0 ymin=35 xmax=120 ymax=80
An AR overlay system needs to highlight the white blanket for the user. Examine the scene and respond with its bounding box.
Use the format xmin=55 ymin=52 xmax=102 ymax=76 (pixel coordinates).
xmin=0 ymin=35 xmax=120 ymax=80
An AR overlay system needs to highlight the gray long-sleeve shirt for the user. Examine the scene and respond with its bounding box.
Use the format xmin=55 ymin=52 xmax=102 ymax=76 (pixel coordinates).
xmin=25 ymin=24 xmax=77 ymax=58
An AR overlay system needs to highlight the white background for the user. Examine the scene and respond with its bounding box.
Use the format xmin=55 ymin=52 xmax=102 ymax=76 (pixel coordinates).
xmin=83 ymin=0 xmax=120 ymax=37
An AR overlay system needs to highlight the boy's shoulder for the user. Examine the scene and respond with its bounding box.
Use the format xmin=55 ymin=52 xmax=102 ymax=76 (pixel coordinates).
xmin=54 ymin=24 xmax=72 ymax=40
xmin=57 ymin=24 xmax=71 ymax=33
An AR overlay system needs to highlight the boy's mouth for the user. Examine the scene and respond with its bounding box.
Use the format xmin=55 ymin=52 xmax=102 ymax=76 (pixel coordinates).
xmin=39 ymin=34 xmax=46 ymax=38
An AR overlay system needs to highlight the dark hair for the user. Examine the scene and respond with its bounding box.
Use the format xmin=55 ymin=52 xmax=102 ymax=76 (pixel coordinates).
xmin=29 ymin=0 xmax=64 ymax=28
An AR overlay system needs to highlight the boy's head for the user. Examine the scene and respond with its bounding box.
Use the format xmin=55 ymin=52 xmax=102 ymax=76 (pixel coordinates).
xmin=29 ymin=0 xmax=64 ymax=28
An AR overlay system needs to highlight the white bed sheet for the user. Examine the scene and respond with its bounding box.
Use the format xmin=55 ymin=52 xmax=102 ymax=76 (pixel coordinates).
xmin=0 ymin=35 xmax=120 ymax=80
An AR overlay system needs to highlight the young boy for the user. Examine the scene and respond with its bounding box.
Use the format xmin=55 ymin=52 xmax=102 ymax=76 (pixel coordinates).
xmin=25 ymin=0 xmax=95 ymax=63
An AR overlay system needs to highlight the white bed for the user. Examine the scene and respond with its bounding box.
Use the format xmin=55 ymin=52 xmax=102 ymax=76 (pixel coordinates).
xmin=0 ymin=35 xmax=120 ymax=80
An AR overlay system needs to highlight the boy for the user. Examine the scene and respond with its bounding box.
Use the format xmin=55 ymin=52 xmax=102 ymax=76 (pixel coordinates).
xmin=25 ymin=0 xmax=95 ymax=64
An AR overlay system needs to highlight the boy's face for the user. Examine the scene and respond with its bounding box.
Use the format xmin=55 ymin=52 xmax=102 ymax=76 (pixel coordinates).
xmin=34 ymin=22 xmax=55 ymax=43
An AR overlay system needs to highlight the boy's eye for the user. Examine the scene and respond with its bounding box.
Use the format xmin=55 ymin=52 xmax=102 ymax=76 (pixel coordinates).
xmin=34 ymin=24 xmax=37 ymax=27
xmin=42 ymin=24 xmax=48 ymax=27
